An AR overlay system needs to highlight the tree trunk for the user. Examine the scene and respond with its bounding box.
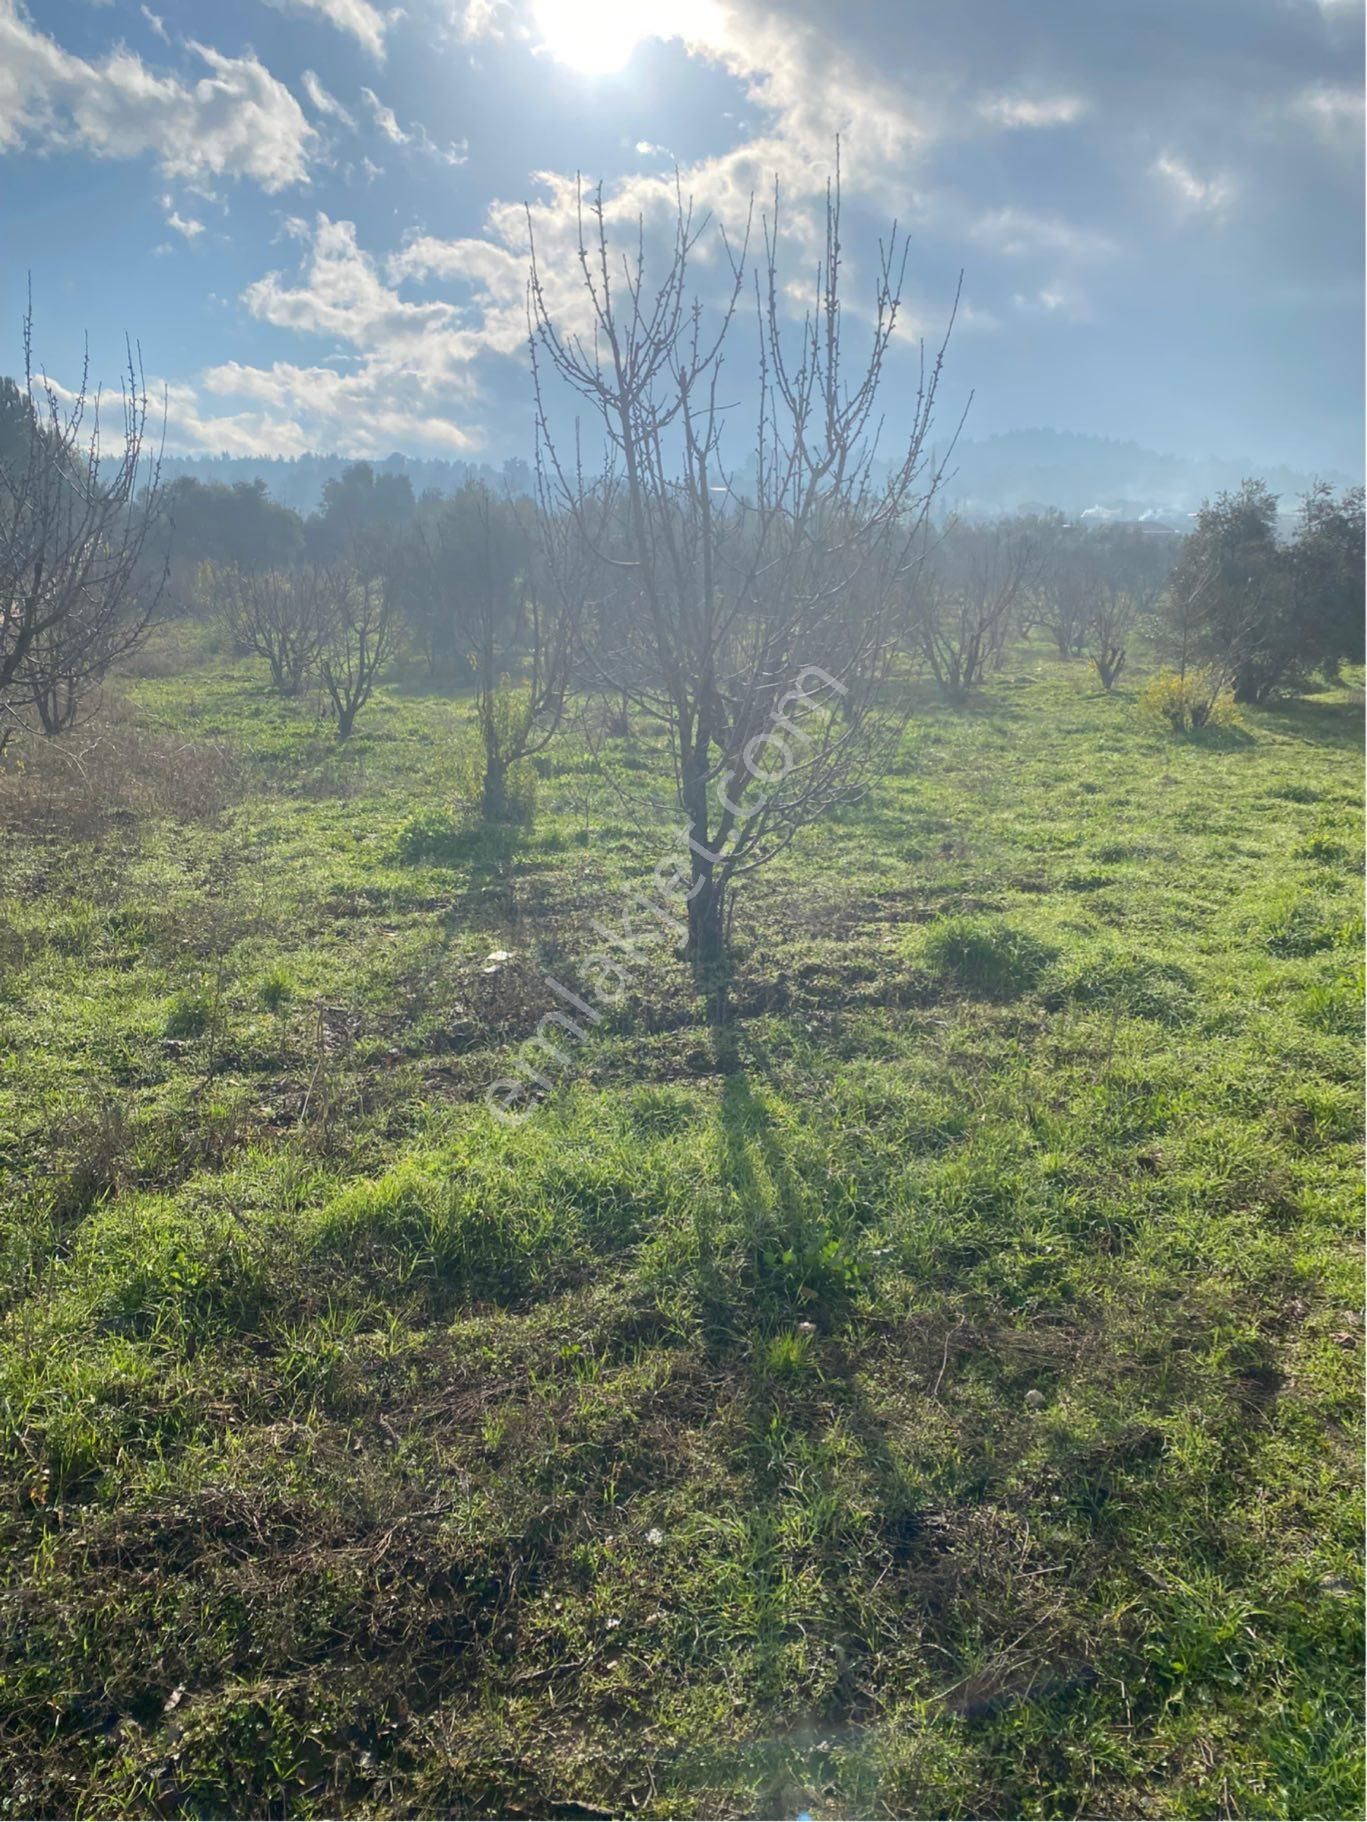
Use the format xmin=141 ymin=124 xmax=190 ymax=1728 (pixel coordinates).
xmin=482 ymin=752 xmax=507 ymax=822
xmin=686 ymin=874 xmax=729 ymax=1028
xmin=682 ymin=746 xmax=731 ymax=1027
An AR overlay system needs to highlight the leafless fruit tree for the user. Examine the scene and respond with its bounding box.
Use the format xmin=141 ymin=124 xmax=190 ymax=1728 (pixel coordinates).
xmin=905 ymin=515 xmax=1038 ymax=702
xmin=0 ymin=308 xmax=164 ymax=744
xmin=426 ymin=481 xmax=577 ymax=820
xmin=1084 ymin=527 xmax=1173 ymax=690
xmin=1029 ymin=515 xmax=1092 ymax=657
xmin=207 ymin=561 xmax=334 ymax=697
xmin=530 ymin=164 xmax=958 ymax=1011
xmin=320 ymin=564 xmax=398 ymax=739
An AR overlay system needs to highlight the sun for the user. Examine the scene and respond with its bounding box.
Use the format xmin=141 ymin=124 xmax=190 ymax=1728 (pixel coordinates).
xmin=530 ymin=0 xmax=717 ymax=76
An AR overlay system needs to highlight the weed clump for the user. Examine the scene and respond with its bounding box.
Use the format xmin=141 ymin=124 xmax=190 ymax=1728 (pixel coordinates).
xmin=1046 ymin=943 xmax=1197 ymax=1025
xmin=1295 ymin=818 xmax=1360 ymax=867
xmin=395 ymin=760 xmax=537 ymax=866
xmin=394 ymin=808 xmax=470 ymax=866
xmin=1262 ymin=887 xmax=1362 ymax=958
xmin=919 ymin=915 xmax=1054 ymax=1000
xmin=164 ymin=988 xmax=211 ymax=1039
xmin=761 ymin=1328 xmax=815 ymax=1381
xmin=256 ymin=966 xmax=294 ymax=1013
xmin=1299 ymin=961 xmax=1364 ymax=1035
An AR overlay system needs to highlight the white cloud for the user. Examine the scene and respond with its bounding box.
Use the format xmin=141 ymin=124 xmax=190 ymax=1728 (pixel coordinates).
xmin=164 ymin=213 xmax=494 ymax=455
xmin=969 ymin=207 xmax=1113 ymax=260
xmin=1152 ymin=151 xmax=1235 ymax=216
xmin=263 ymin=0 xmax=393 ymax=62
xmin=159 ymin=380 xmax=320 ymax=457
xmin=131 ymin=0 xmax=1353 ymax=462
xmin=459 ymin=0 xmax=508 ymax=37
xmin=197 ymin=360 xmax=478 ymax=452
xmin=162 ymin=193 xmax=205 ymax=239
xmin=360 ymin=84 xmax=409 ymax=143
xmin=1009 ymin=281 xmax=1091 ymax=321
xmin=0 ymin=3 xmax=315 ymax=191
xmin=244 ymin=214 xmax=462 ymax=350
xmin=977 ymin=93 xmax=1088 ymax=129
xmin=1290 ymin=83 xmax=1364 ymax=151
xmin=139 ymin=5 xmax=169 ymax=43
xmin=360 ymin=84 xmax=467 ymax=163
xmin=301 ymin=67 xmax=356 ymax=129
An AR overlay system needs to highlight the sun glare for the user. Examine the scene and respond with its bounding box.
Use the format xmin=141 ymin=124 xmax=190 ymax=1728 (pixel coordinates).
xmin=531 ymin=0 xmax=716 ymax=75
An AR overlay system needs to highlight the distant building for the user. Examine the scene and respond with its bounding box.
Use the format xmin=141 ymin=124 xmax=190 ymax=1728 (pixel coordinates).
xmin=1079 ymin=502 xmax=1184 ymax=534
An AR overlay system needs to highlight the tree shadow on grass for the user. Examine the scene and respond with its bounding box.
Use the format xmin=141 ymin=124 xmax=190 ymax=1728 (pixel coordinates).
xmin=666 ymin=1057 xmax=965 ymax=1811
xmin=1256 ymin=692 xmax=1364 ymax=753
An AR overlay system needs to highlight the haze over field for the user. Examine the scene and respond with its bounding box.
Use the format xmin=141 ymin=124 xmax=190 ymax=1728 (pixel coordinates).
xmin=152 ymin=430 xmax=1360 ymax=523
xmin=1 ymin=0 xmax=1363 ymax=478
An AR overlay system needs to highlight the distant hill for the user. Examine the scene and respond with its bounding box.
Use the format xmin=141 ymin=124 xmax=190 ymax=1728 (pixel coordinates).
xmin=934 ymin=429 xmax=1356 ymax=521
xmin=156 ymin=430 xmax=1357 ymax=522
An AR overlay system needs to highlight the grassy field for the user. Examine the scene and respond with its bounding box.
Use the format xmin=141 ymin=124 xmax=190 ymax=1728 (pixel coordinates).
xmin=0 ymin=635 xmax=1361 ymax=1819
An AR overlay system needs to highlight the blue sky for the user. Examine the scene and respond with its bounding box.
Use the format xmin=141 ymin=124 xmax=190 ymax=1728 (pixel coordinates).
xmin=1 ymin=0 xmax=1362 ymax=473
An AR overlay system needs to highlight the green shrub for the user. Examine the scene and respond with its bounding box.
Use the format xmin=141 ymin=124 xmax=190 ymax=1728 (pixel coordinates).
xmin=920 ymin=915 xmax=1054 ymax=1000
xmin=1140 ymin=668 xmax=1239 ymax=734
xmin=452 ymin=733 xmax=539 ymax=825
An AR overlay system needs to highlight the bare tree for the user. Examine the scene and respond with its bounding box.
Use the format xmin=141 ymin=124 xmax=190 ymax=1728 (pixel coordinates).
xmin=319 ymin=564 xmax=397 ymax=739
xmin=906 ymin=515 xmax=1038 ymax=702
xmin=426 ymin=482 xmax=576 ymax=819
xmin=208 ymin=561 xmax=333 ymax=696
xmin=16 ymin=567 xmax=159 ymax=733
xmin=0 ymin=306 xmax=164 ymax=744
xmin=530 ymin=163 xmax=957 ymax=1011
xmin=1085 ymin=527 xmax=1172 ymax=690
xmin=1028 ymin=515 xmax=1091 ymax=658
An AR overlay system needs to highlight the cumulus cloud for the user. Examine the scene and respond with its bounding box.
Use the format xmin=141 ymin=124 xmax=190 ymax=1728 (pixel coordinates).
xmin=159 ymin=380 xmax=320 ymax=457
xmin=198 ymin=359 xmax=478 ymax=452
xmin=0 ymin=2 xmax=315 ymax=190
xmin=147 ymin=0 xmax=1360 ymax=466
xmin=244 ymin=214 xmax=462 ymax=350
xmin=163 ymin=213 xmax=492 ymax=454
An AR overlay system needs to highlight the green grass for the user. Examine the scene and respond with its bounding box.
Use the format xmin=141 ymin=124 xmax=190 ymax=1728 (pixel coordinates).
xmin=0 ymin=647 xmax=1361 ymax=1818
